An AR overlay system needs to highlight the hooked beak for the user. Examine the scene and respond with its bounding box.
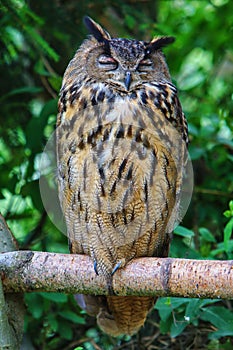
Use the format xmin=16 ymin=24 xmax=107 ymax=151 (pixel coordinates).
xmin=124 ymin=71 xmax=131 ymax=91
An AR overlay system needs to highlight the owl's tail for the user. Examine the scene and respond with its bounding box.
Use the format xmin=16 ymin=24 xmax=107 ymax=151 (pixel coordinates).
xmin=76 ymin=294 xmax=155 ymax=336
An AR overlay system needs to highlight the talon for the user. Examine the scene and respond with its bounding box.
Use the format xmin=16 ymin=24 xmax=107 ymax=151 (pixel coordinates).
xmin=111 ymin=261 xmax=122 ymax=276
xmin=94 ymin=261 xmax=99 ymax=275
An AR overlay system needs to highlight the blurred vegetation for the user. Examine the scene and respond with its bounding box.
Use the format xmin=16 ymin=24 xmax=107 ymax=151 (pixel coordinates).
xmin=0 ymin=0 xmax=233 ymax=349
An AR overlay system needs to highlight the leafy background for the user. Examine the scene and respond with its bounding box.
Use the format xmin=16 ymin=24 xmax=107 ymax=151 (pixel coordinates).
xmin=0 ymin=0 xmax=233 ymax=349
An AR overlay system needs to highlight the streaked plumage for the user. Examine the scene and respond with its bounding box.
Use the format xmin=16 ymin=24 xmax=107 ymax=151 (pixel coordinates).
xmin=57 ymin=16 xmax=188 ymax=336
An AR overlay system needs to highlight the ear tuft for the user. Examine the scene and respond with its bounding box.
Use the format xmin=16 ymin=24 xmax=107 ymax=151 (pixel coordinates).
xmin=83 ymin=16 xmax=111 ymax=43
xmin=146 ymin=36 xmax=175 ymax=54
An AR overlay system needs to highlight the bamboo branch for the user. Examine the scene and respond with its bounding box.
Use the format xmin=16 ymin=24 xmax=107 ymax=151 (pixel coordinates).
xmin=1 ymin=250 xmax=233 ymax=299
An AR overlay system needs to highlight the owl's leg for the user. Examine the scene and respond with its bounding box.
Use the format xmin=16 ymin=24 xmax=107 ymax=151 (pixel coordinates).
xmin=68 ymin=237 xmax=84 ymax=254
xmin=90 ymin=247 xmax=115 ymax=277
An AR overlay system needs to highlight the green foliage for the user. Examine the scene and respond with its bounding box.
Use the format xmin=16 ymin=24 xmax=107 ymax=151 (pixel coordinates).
xmin=223 ymin=200 xmax=233 ymax=256
xmin=1 ymin=0 xmax=233 ymax=349
xmin=155 ymin=297 xmax=233 ymax=345
xmin=200 ymin=306 xmax=233 ymax=339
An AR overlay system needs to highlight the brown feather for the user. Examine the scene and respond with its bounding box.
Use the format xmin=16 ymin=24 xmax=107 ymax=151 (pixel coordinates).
xmin=57 ymin=17 xmax=188 ymax=336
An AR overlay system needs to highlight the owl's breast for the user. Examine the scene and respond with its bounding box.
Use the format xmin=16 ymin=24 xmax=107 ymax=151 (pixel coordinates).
xmin=57 ymin=82 xmax=187 ymax=260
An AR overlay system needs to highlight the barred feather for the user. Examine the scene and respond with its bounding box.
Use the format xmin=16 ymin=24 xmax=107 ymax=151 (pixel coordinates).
xmin=57 ymin=17 xmax=188 ymax=336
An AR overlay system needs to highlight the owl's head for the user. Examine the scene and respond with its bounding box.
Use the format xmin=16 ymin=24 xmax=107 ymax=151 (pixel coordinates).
xmin=64 ymin=17 xmax=175 ymax=93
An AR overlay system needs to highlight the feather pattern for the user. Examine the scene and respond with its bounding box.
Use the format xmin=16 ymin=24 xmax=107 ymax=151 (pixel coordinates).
xmin=57 ymin=17 xmax=188 ymax=336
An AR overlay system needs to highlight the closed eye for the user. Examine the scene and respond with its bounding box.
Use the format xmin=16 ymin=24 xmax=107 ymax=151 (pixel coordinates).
xmin=98 ymin=54 xmax=118 ymax=70
xmin=138 ymin=58 xmax=153 ymax=72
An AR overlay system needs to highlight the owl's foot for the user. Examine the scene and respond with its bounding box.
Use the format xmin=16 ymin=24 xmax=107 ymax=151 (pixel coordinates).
xmin=93 ymin=257 xmax=126 ymax=276
xmin=94 ymin=261 xmax=99 ymax=275
xmin=111 ymin=259 xmax=126 ymax=275
xmin=111 ymin=262 xmax=121 ymax=276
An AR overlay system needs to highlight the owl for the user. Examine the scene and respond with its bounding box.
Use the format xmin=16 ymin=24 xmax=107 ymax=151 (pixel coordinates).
xmin=56 ymin=16 xmax=188 ymax=336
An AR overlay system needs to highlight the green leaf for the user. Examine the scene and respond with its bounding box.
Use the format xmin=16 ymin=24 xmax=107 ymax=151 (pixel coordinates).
xmin=200 ymin=306 xmax=233 ymax=329
xmin=199 ymin=299 xmax=221 ymax=307
xmin=0 ymin=86 xmax=42 ymax=101
xmin=59 ymin=310 xmax=86 ymax=324
xmin=160 ymin=316 xmax=173 ymax=334
xmin=25 ymin=293 xmax=44 ymax=319
xmin=199 ymin=227 xmax=216 ymax=243
xmin=224 ymin=202 xmax=233 ymax=218
xmin=39 ymin=292 xmax=68 ymax=303
xmin=125 ymin=15 xmax=136 ymax=29
xmin=39 ymin=98 xmax=58 ymax=123
xmin=47 ymin=314 xmax=59 ymax=332
xmin=155 ymin=298 xmax=173 ymax=321
xmin=48 ymin=76 xmax=62 ymax=92
xmin=185 ymin=299 xmax=202 ymax=321
xmin=155 ymin=298 xmax=189 ymax=322
xmin=170 ymin=317 xmax=187 ymax=338
xmin=224 ymin=210 xmax=232 ymax=218
xmin=21 ymin=180 xmax=44 ymax=212
xmin=174 ymin=225 xmax=195 ymax=238
xmin=224 ymin=218 xmax=233 ymax=252
xmin=58 ymin=320 xmax=73 ymax=340
xmin=169 ymin=298 xmax=191 ymax=309
xmin=179 ymin=71 xmax=205 ymax=90
xmin=209 ymin=329 xmax=233 ymax=340
xmin=25 ymin=99 xmax=57 ymax=152
xmin=230 ymin=201 xmax=233 ymax=212
xmin=211 ymin=240 xmax=233 ymax=258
